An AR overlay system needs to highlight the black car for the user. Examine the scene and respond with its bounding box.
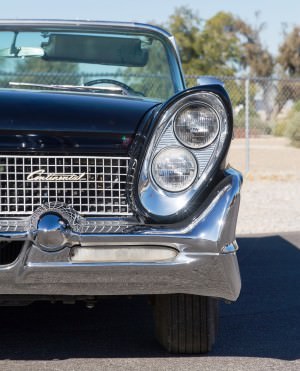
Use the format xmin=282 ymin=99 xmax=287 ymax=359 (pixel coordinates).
xmin=0 ymin=20 xmax=242 ymax=354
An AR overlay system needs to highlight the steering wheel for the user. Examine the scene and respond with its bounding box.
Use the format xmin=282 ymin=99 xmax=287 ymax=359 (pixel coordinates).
xmin=84 ymin=78 xmax=143 ymax=96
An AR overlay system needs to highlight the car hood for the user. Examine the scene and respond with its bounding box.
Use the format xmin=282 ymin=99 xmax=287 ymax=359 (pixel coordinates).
xmin=0 ymin=89 xmax=160 ymax=154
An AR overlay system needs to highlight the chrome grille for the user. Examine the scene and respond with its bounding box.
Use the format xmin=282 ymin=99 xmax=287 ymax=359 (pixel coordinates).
xmin=0 ymin=155 xmax=131 ymax=216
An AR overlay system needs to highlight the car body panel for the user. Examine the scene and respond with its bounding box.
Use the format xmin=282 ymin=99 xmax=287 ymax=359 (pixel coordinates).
xmin=0 ymin=89 xmax=160 ymax=154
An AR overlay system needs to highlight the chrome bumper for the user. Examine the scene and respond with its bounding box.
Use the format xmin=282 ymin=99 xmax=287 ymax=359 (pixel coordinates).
xmin=0 ymin=168 xmax=242 ymax=301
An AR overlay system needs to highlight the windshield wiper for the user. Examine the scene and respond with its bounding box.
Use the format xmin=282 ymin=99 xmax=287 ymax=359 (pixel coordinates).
xmin=8 ymin=82 xmax=128 ymax=95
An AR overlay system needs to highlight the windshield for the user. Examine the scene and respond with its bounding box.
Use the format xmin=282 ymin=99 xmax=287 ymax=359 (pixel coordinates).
xmin=0 ymin=25 xmax=181 ymax=101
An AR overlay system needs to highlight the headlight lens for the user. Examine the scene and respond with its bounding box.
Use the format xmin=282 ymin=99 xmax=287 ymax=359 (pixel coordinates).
xmin=151 ymin=147 xmax=197 ymax=192
xmin=174 ymin=103 xmax=219 ymax=148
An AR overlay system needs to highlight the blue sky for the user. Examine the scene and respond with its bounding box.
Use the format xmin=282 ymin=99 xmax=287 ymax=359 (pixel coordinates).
xmin=2 ymin=0 xmax=299 ymax=55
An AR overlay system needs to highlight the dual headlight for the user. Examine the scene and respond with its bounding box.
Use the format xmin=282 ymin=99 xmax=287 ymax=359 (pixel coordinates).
xmin=136 ymin=89 xmax=230 ymax=220
xmin=151 ymin=103 xmax=220 ymax=192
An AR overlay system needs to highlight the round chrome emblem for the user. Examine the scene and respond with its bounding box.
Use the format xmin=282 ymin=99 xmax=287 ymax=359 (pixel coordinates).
xmin=29 ymin=202 xmax=82 ymax=251
xmin=34 ymin=212 xmax=70 ymax=252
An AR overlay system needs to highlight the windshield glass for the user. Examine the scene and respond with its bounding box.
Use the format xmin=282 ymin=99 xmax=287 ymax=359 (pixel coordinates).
xmin=0 ymin=26 xmax=179 ymax=101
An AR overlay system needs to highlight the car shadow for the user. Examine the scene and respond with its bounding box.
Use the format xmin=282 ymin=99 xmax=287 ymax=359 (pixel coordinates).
xmin=211 ymin=233 xmax=300 ymax=361
xmin=0 ymin=234 xmax=299 ymax=361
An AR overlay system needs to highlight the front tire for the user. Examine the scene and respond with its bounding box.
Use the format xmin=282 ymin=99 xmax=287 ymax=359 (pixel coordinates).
xmin=153 ymin=294 xmax=219 ymax=354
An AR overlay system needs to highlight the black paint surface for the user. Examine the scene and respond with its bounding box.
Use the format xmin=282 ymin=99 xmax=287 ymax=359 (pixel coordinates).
xmin=0 ymin=89 xmax=159 ymax=154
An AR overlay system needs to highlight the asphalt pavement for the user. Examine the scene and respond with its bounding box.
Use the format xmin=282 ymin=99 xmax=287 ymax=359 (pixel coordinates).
xmin=0 ymin=232 xmax=299 ymax=370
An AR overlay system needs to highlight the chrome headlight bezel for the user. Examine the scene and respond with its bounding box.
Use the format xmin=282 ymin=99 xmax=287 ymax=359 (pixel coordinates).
xmin=173 ymin=102 xmax=220 ymax=149
xmin=130 ymin=85 xmax=233 ymax=222
xmin=151 ymin=146 xmax=198 ymax=192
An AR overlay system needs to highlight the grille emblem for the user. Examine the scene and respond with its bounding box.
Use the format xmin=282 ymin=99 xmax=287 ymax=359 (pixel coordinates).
xmin=27 ymin=169 xmax=86 ymax=181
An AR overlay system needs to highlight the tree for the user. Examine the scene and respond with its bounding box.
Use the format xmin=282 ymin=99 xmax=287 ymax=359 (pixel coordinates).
xmin=231 ymin=15 xmax=274 ymax=119
xmin=165 ymin=7 xmax=273 ymax=78
xmin=167 ymin=8 xmax=242 ymax=76
xmin=275 ymin=27 xmax=300 ymax=114
xmin=277 ymin=26 xmax=300 ymax=76
xmin=195 ymin=12 xmax=243 ymax=76
xmin=167 ymin=6 xmax=202 ymax=69
xmin=234 ymin=13 xmax=274 ymax=77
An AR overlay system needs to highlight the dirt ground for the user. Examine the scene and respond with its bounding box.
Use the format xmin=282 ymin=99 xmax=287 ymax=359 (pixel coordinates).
xmin=228 ymin=136 xmax=300 ymax=234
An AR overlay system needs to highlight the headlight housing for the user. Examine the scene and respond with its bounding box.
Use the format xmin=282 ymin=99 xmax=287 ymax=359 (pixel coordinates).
xmin=174 ymin=103 xmax=219 ymax=148
xmin=152 ymin=147 xmax=197 ymax=192
xmin=133 ymin=87 xmax=232 ymax=221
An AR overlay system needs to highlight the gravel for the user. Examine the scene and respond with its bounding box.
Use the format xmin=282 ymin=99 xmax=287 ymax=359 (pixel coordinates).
xmin=228 ymin=137 xmax=300 ymax=234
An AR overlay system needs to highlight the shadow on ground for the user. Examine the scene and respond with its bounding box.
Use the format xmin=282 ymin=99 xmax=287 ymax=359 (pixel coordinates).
xmin=0 ymin=234 xmax=299 ymax=361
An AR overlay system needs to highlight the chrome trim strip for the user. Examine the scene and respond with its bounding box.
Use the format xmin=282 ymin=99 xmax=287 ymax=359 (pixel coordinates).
xmin=0 ymin=19 xmax=174 ymax=38
xmin=0 ymin=216 xmax=139 ymax=235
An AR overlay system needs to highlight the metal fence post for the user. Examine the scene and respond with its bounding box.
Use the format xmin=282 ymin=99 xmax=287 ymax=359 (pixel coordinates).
xmin=245 ymin=78 xmax=250 ymax=174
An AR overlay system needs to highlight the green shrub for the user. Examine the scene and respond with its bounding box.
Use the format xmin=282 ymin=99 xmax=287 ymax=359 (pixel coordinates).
xmin=272 ymin=119 xmax=288 ymax=137
xmin=252 ymin=116 xmax=272 ymax=135
xmin=293 ymin=100 xmax=300 ymax=112
xmin=234 ymin=109 xmax=271 ymax=135
xmin=286 ymin=111 xmax=300 ymax=147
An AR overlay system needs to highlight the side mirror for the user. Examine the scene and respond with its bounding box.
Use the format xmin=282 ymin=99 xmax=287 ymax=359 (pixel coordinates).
xmin=196 ymin=76 xmax=224 ymax=87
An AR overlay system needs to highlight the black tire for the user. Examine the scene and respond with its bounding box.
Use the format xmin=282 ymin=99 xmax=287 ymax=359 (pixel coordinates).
xmin=153 ymin=294 xmax=219 ymax=354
